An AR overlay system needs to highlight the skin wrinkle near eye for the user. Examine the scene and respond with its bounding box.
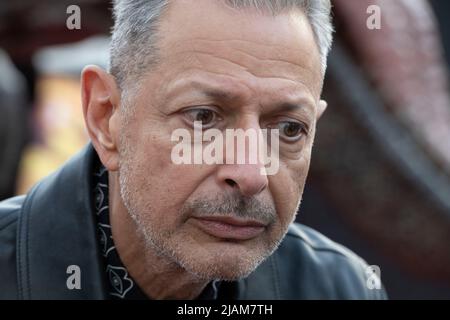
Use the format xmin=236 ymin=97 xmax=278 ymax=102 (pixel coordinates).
xmin=166 ymin=94 xmax=315 ymax=134
xmin=165 ymin=80 xmax=316 ymax=110
xmin=162 ymin=88 xmax=316 ymax=136
xmin=179 ymin=105 xmax=311 ymax=140
xmin=151 ymin=71 xmax=317 ymax=158
xmin=160 ymin=71 xmax=317 ymax=117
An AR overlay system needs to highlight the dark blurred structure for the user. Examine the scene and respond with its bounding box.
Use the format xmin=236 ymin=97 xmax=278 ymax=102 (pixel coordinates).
xmin=0 ymin=0 xmax=449 ymax=299
xmin=430 ymin=0 xmax=450 ymax=69
xmin=0 ymin=50 xmax=27 ymax=200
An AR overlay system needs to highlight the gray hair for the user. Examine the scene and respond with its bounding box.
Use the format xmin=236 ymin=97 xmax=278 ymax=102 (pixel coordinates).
xmin=110 ymin=0 xmax=333 ymax=92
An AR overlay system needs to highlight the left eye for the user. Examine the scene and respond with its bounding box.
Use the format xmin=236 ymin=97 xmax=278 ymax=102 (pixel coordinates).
xmin=277 ymin=121 xmax=306 ymax=141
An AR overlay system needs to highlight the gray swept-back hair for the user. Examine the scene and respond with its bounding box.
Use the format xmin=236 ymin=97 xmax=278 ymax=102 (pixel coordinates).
xmin=110 ymin=0 xmax=333 ymax=93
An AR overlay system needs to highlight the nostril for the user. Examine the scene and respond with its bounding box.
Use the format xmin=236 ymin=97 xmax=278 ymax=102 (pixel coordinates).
xmin=225 ymin=179 xmax=237 ymax=188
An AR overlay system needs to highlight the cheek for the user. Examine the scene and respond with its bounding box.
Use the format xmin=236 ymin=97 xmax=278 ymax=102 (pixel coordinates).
xmin=125 ymin=129 xmax=212 ymax=224
xmin=270 ymin=154 xmax=311 ymax=225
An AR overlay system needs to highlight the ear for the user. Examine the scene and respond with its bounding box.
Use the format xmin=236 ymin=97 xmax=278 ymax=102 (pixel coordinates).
xmin=81 ymin=65 xmax=121 ymax=171
xmin=316 ymin=99 xmax=327 ymax=120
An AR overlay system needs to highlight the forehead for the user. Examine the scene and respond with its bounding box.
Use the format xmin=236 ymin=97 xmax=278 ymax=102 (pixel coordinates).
xmin=153 ymin=0 xmax=323 ymax=100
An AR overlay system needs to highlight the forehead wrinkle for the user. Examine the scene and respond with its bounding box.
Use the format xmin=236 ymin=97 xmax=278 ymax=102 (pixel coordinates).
xmin=179 ymin=38 xmax=301 ymax=58
xmin=189 ymin=37 xmax=320 ymax=66
xmin=163 ymin=36 xmax=322 ymax=97
xmin=172 ymin=49 xmax=319 ymax=98
xmin=175 ymin=37 xmax=318 ymax=75
xmin=163 ymin=72 xmax=252 ymax=103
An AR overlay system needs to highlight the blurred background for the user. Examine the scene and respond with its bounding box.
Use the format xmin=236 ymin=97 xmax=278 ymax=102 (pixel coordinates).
xmin=0 ymin=0 xmax=449 ymax=299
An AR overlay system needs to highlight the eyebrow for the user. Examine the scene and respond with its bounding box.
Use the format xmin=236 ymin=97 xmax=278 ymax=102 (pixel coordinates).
xmin=199 ymin=88 xmax=240 ymax=102
xmin=200 ymin=89 xmax=314 ymax=116
xmin=181 ymin=80 xmax=243 ymax=102
xmin=167 ymin=77 xmax=315 ymax=114
xmin=272 ymin=102 xmax=305 ymax=113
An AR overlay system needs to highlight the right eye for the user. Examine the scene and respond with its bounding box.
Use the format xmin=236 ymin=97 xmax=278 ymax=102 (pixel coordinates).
xmin=182 ymin=107 xmax=222 ymax=129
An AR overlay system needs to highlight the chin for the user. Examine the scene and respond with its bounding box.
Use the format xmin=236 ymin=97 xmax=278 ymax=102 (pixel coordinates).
xmin=176 ymin=242 xmax=272 ymax=281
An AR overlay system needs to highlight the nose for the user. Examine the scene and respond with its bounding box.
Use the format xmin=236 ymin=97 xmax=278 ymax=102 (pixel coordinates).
xmin=216 ymin=119 xmax=269 ymax=197
xmin=217 ymin=163 xmax=268 ymax=197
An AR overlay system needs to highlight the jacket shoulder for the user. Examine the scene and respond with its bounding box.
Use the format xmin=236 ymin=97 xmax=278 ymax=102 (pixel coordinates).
xmin=0 ymin=195 xmax=25 ymax=299
xmin=0 ymin=195 xmax=23 ymax=228
xmin=282 ymin=223 xmax=387 ymax=299
xmin=285 ymin=223 xmax=367 ymax=264
xmin=242 ymin=223 xmax=387 ymax=299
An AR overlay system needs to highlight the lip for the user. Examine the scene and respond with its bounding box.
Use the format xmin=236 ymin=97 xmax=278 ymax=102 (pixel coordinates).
xmin=191 ymin=216 xmax=266 ymax=240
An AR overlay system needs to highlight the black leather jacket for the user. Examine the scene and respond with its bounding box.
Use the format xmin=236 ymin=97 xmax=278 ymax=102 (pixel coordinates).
xmin=0 ymin=145 xmax=387 ymax=299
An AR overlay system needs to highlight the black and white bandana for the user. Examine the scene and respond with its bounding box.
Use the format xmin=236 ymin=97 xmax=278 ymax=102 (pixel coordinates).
xmin=93 ymin=161 xmax=221 ymax=300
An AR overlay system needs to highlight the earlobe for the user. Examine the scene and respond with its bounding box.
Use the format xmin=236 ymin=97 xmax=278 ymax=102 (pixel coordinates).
xmin=316 ymin=99 xmax=328 ymax=120
xmin=81 ymin=65 xmax=121 ymax=171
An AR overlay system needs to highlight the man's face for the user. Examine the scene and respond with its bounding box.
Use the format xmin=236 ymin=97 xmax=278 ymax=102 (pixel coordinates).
xmin=117 ymin=0 xmax=324 ymax=280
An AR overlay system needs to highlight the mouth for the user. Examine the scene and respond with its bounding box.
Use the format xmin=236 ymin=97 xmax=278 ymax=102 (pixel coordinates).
xmin=190 ymin=216 xmax=266 ymax=241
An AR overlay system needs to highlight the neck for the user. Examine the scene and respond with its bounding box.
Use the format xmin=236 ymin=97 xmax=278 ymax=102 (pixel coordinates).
xmin=108 ymin=172 xmax=209 ymax=299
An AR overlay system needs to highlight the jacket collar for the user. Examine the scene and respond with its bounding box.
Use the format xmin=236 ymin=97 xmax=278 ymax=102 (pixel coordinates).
xmin=17 ymin=144 xmax=107 ymax=299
